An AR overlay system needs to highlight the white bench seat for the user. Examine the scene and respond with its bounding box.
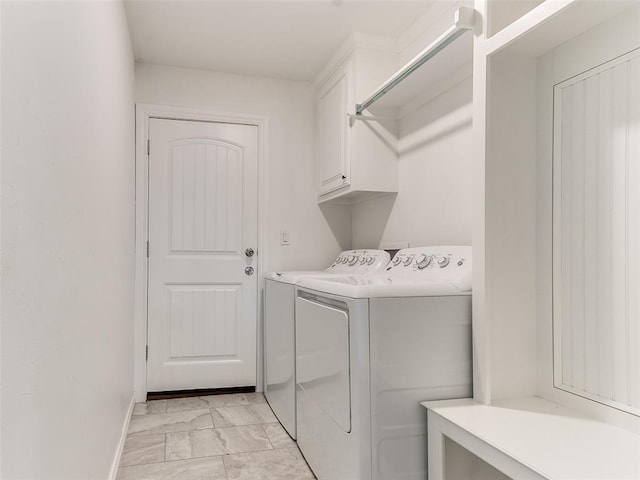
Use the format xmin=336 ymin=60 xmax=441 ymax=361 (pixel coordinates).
xmin=423 ymin=397 xmax=640 ymax=480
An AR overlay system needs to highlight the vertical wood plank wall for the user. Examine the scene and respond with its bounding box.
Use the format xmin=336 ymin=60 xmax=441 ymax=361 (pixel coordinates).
xmin=553 ymin=49 xmax=640 ymax=415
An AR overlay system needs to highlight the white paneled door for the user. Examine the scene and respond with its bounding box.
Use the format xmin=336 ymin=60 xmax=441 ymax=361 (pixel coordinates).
xmin=147 ymin=118 xmax=258 ymax=392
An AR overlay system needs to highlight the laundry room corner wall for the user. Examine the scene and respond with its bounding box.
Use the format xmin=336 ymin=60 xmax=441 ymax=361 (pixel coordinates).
xmin=351 ymin=77 xmax=473 ymax=249
xmin=135 ymin=63 xmax=350 ymax=271
xmin=1 ymin=1 xmax=135 ymax=479
xmin=351 ymin=1 xmax=473 ymax=250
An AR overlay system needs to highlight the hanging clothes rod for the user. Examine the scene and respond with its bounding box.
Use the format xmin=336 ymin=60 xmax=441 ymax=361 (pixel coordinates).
xmin=346 ymin=113 xmax=396 ymax=122
xmin=355 ymin=6 xmax=475 ymax=116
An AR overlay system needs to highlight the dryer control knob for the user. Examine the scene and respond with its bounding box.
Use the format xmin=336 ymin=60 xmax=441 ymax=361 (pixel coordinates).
xmin=392 ymin=256 xmax=402 ymax=266
xmin=403 ymin=256 xmax=413 ymax=266
xmin=366 ymin=257 xmax=375 ymax=265
xmin=348 ymin=255 xmax=359 ymax=266
xmin=438 ymin=256 xmax=450 ymax=268
xmin=416 ymin=254 xmax=432 ymax=269
xmin=359 ymin=257 xmax=367 ymax=265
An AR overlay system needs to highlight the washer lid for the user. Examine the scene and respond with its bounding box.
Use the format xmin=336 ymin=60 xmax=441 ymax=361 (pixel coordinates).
xmin=265 ymin=249 xmax=391 ymax=284
xmin=265 ymin=271 xmax=334 ymax=284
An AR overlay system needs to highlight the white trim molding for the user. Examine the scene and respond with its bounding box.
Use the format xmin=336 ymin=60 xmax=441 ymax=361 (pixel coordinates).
xmin=134 ymin=103 xmax=269 ymax=401
xmin=108 ymin=394 xmax=135 ymax=480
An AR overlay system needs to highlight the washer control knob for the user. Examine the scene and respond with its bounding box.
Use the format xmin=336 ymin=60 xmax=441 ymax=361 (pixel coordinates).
xmin=392 ymin=256 xmax=402 ymax=266
xmin=359 ymin=257 xmax=367 ymax=265
xmin=348 ymin=255 xmax=359 ymax=266
xmin=403 ymin=256 xmax=413 ymax=266
xmin=416 ymin=254 xmax=432 ymax=269
xmin=366 ymin=256 xmax=375 ymax=265
xmin=438 ymin=256 xmax=450 ymax=268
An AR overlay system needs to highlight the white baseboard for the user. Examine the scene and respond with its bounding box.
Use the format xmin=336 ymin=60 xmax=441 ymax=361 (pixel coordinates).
xmin=108 ymin=393 xmax=135 ymax=480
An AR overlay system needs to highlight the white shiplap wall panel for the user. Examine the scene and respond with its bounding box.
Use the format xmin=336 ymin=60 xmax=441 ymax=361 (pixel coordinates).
xmin=596 ymin=67 xmax=614 ymax=402
xmin=554 ymin=49 xmax=640 ymax=416
xmin=570 ymin=79 xmax=586 ymax=392
xmin=560 ymin=86 xmax=574 ymax=388
xmin=611 ymin=62 xmax=628 ymax=407
xmin=583 ymin=73 xmax=599 ymax=395
xmin=627 ymin=56 xmax=640 ymax=409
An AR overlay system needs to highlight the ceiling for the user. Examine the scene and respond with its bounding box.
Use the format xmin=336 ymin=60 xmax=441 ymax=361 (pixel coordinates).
xmin=124 ymin=0 xmax=437 ymax=81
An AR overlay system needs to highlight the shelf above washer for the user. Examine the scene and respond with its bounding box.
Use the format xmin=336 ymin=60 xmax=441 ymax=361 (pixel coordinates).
xmin=354 ymin=6 xmax=475 ymax=118
xmin=484 ymin=0 xmax=637 ymax=57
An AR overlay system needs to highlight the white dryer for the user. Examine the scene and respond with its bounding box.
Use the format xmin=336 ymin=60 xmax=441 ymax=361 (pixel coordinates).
xmin=295 ymin=246 xmax=472 ymax=480
xmin=264 ymin=249 xmax=390 ymax=439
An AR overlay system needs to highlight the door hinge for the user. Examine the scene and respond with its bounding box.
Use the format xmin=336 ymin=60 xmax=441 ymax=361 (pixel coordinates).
xmin=146 ymin=241 xmax=150 ymax=258
xmin=145 ymin=345 xmax=149 ymax=361
xmin=147 ymin=138 xmax=150 ymax=156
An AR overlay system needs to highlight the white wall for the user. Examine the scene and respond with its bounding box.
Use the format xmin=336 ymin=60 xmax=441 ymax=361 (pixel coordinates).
xmin=351 ymin=76 xmax=472 ymax=249
xmin=1 ymin=2 xmax=135 ymax=478
xmin=484 ymin=53 xmax=538 ymax=401
xmin=134 ymin=63 xmax=351 ymax=271
xmin=351 ymin=1 xmax=473 ymax=250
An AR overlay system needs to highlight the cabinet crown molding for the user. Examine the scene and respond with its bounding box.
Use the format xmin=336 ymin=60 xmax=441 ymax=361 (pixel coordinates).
xmin=312 ymin=32 xmax=398 ymax=90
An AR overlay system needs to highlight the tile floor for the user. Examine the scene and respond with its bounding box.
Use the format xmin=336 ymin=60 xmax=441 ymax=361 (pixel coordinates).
xmin=116 ymin=393 xmax=315 ymax=480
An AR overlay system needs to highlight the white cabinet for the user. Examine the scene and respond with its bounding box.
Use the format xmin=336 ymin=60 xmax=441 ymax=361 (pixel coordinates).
xmin=317 ymin=59 xmax=353 ymax=196
xmin=314 ymin=36 xmax=399 ymax=205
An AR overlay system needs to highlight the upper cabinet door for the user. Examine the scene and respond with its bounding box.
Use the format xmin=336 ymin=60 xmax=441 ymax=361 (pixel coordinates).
xmin=317 ymin=60 xmax=353 ymax=196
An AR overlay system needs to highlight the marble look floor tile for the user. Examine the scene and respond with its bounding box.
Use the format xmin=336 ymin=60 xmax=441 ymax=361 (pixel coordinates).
xmin=243 ymin=393 xmax=267 ymax=405
xmin=120 ymin=434 xmax=165 ymax=467
xmin=201 ymin=393 xmax=251 ymax=408
xmin=262 ymin=423 xmax=295 ymax=449
xmin=117 ymin=456 xmax=226 ymax=480
xmin=166 ymin=425 xmax=272 ymax=461
xmin=133 ymin=400 xmax=168 ymax=416
xmin=223 ymin=448 xmax=315 ymax=480
xmin=166 ymin=397 xmax=210 ymax=413
xmin=211 ymin=404 xmax=277 ymax=427
xmin=247 ymin=403 xmax=277 ymax=421
xmin=128 ymin=409 xmax=213 ymax=436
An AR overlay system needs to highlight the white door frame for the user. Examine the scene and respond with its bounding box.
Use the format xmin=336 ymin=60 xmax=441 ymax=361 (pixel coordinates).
xmin=134 ymin=103 xmax=268 ymax=402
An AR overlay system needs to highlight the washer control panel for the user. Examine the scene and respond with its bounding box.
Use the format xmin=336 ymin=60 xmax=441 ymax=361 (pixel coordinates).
xmin=327 ymin=249 xmax=390 ymax=274
xmin=384 ymin=246 xmax=471 ymax=279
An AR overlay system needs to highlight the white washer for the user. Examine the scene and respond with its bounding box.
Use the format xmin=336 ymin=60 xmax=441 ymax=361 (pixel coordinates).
xmin=295 ymin=246 xmax=472 ymax=480
xmin=264 ymin=249 xmax=390 ymax=439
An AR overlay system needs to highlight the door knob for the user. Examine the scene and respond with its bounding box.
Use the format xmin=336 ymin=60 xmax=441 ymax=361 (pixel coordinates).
xmin=245 ymin=266 xmax=254 ymax=276
xmin=245 ymin=248 xmax=255 ymax=257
